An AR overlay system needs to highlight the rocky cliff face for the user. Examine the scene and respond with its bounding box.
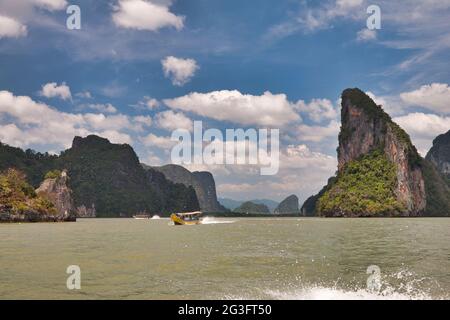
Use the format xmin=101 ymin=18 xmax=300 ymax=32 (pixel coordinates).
xmin=36 ymin=170 xmax=75 ymax=218
xmin=152 ymin=164 xmax=223 ymax=212
xmin=426 ymin=130 xmax=450 ymax=179
xmin=303 ymin=88 xmax=450 ymax=217
xmin=275 ymin=195 xmax=299 ymax=214
xmin=75 ymin=204 xmax=96 ymax=218
xmin=192 ymin=171 xmax=222 ymax=212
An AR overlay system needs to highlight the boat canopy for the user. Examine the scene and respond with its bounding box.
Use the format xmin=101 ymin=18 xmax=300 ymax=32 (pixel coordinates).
xmin=175 ymin=211 xmax=202 ymax=216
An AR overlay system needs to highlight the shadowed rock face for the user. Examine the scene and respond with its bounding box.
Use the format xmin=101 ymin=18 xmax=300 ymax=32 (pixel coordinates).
xmin=192 ymin=171 xmax=221 ymax=212
xmin=36 ymin=170 xmax=74 ymax=217
xmin=275 ymin=195 xmax=299 ymax=214
xmin=426 ymin=130 xmax=450 ymax=179
xmin=301 ymin=88 xmax=450 ymax=217
xmin=152 ymin=164 xmax=223 ymax=212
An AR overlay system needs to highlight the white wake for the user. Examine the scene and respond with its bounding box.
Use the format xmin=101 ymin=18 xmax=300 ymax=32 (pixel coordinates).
xmin=225 ymin=269 xmax=444 ymax=300
xmin=201 ymin=217 xmax=236 ymax=224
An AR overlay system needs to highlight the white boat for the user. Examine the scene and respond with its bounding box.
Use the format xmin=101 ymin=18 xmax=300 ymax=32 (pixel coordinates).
xmin=133 ymin=214 xmax=151 ymax=220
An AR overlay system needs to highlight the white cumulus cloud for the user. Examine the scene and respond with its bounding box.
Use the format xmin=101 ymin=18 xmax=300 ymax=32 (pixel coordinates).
xmin=400 ymin=83 xmax=450 ymax=114
xmin=296 ymin=120 xmax=341 ymax=142
xmin=195 ymin=144 xmax=337 ymax=203
xmin=143 ymin=96 xmax=160 ymax=109
xmin=394 ymin=112 xmax=450 ymax=155
xmin=133 ymin=115 xmax=152 ymax=128
xmin=32 ymin=0 xmax=67 ymax=11
xmin=0 ymin=15 xmax=27 ymax=39
xmin=0 ymin=90 xmax=160 ymax=149
xmin=75 ymin=91 xmax=92 ymax=99
xmin=40 ymin=82 xmax=72 ymax=100
xmin=357 ymin=28 xmax=377 ymax=41
xmin=140 ymin=133 xmax=176 ymax=149
xmin=112 ymin=0 xmax=184 ymax=31
xmin=164 ymin=90 xmax=301 ymax=127
xmin=295 ymin=98 xmax=338 ymax=123
xmin=155 ymin=110 xmax=193 ymax=131
xmin=84 ymin=103 xmax=118 ymax=114
xmin=161 ymin=56 xmax=199 ymax=86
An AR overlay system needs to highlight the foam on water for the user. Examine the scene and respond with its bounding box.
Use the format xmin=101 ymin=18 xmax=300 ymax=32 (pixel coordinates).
xmin=225 ymin=269 xmax=444 ymax=300
xmin=201 ymin=217 xmax=236 ymax=224
xmin=226 ymin=285 xmax=434 ymax=300
xmin=150 ymin=215 xmax=161 ymax=220
xmin=263 ymin=286 xmax=432 ymax=300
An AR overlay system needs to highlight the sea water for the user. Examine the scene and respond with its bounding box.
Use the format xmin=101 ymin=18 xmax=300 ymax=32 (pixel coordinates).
xmin=0 ymin=218 xmax=448 ymax=299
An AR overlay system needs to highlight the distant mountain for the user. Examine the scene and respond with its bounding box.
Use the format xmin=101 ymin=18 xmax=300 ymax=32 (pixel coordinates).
xmin=301 ymin=88 xmax=450 ymax=217
xmin=218 ymin=198 xmax=243 ymax=211
xmin=274 ymin=195 xmax=299 ymax=214
xmin=151 ymin=164 xmax=226 ymax=212
xmin=218 ymin=198 xmax=279 ymax=212
xmin=251 ymin=199 xmax=279 ymax=212
xmin=426 ymin=130 xmax=450 ymax=180
xmin=0 ymin=135 xmax=200 ymax=217
xmin=233 ymin=201 xmax=270 ymax=214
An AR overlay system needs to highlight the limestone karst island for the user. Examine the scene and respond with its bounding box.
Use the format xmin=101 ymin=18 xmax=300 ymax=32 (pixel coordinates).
xmin=1 ymin=89 xmax=449 ymax=222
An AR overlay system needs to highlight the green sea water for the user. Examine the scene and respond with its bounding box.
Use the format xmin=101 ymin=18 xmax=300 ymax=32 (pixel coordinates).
xmin=0 ymin=217 xmax=449 ymax=299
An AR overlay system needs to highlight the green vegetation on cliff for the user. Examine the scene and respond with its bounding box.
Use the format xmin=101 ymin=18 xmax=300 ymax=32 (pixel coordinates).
xmin=342 ymin=88 xmax=390 ymax=122
xmin=318 ymin=150 xmax=405 ymax=216
xmin=44 ymin=169 xmax=62 ymax=180
xmin=0 ymin=169 xmax=56 ymax=215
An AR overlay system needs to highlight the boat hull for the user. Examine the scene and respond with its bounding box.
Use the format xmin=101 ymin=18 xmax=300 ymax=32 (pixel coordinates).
xmin=133 ymin=215 xmax=150 ymax=219
xmin=170 ymin=214 xmax=201 ymax=225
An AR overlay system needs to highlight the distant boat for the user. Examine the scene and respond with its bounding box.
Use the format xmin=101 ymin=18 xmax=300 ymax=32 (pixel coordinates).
xmin=170 ymin=211 xmax=202 ymax=225
xmin=133 ymin=214 xmax=151 ymax=220
xmin=151 ymin=215 xmax=161 ymax=220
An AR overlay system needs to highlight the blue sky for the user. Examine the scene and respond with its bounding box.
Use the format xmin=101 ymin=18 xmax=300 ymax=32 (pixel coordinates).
xmin=1 ymin=0 xmax=450 ymax=202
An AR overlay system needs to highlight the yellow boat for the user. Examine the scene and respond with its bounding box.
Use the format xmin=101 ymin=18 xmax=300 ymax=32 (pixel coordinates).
xmin=170 ymin=211 xmax=202 ymax=225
